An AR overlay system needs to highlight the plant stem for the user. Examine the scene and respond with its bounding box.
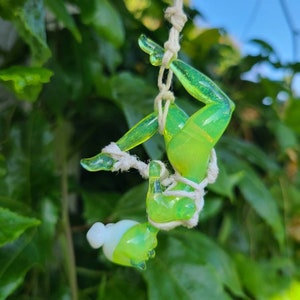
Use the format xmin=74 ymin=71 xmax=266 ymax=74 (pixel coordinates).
xmin=60 ymin=121 xmax=78 ymax=300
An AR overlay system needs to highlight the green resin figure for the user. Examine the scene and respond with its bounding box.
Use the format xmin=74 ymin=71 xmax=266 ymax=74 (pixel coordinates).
xmin=82 ymin=35 xmax=234 ymax=267
xmin=87 ymin=220 xmax=158 ymax=270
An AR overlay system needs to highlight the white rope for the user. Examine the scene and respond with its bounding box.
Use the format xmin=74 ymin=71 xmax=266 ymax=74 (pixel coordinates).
xmin=102 ymin=143 xmax=219 ymax=230
xmin=102 ymin=142 xmax=149 ymax=179
xmin=149 ymin=149 xmax=219 ymax=230
xmin=155 ymin=0 xmax=187 ymax=134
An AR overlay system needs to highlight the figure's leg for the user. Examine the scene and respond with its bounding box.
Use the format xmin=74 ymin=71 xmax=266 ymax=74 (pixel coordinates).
xmin=146 ymin=160 xmax=196 ymax=225
xmin=139 ymin=35 xmax=235 ymax=181
xmin=81 ymin=112 xmax=158 ymax=172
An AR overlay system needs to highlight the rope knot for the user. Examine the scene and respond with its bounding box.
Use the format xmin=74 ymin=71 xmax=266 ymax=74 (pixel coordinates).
xmin=165 ymin=6 xmax=187 ymax=32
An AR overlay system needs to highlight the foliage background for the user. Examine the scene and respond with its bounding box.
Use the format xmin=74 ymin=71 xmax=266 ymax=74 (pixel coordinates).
xmin=0 ymin=0 xmax=300 ymax=299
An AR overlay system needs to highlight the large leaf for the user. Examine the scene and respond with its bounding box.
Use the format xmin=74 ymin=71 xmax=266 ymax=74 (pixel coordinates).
xmin=111 ymin=182 xmax=148 ymax=222
xmin=44 ymin=0 xmax=81 ymax=42
xmin=234 ymin=253 xmax=295 ymax=299
xmin=283 ymin=98 xmax=300 ymax=134
xmin=0 ymin=232 xmax=39 ymax=299
xmin=83 ymin=191 xmax=121 ymax=224
xmin=79 ymin=0 xmax=124 ymax=47
xmin=0 ymin=207 xmax=40 ymax=247
xmin=12 ymin=0 xmax=51 ymax=65
xmin=99 ymin=270 xmax=147 ymax=300
xmin=0 ymin=66 xmax=53 ymax=101
xmin=144 ymin=230 xmax=244 ymax=299
xmin=222 ymin=150 xmax=285 ymax=248
xmin=109 ymin=72 xmax=165 ymax=160
xmin=0 ymin=0 xmax=25 ymax=19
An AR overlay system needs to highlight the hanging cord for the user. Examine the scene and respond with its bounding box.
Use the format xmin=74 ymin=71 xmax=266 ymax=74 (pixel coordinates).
xmin=155 ymin=0 xmax=187 ymax=134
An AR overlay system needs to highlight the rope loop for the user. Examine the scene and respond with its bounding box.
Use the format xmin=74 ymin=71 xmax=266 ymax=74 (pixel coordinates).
xmin=155 ymin=0 xmax=187 ymax=134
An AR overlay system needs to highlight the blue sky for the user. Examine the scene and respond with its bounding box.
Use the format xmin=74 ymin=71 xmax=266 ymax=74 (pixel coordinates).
xmin=191 ymin=0 xmax=300 ymax=63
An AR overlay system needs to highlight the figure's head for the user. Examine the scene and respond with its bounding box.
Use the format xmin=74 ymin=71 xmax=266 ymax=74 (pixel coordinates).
xmin=87 ymin=220 xmax=159 ymax=270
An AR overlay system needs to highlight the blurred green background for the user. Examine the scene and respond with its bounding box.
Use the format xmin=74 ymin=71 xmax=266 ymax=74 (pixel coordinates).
xmin=0 ymin=0 xmax=300 ymax=299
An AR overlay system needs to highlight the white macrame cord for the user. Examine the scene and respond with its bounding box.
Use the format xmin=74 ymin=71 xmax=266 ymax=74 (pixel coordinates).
xmin=155 ymin=0 xmax=187 ymax=134
xmin=102 ymin=143 xmax=219 ymax=230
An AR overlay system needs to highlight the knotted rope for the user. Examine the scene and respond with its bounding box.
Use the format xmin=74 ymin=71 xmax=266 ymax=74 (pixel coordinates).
xmin=102 ymin=143 xmax=218 ymax=230
xmin=155 ymin=0 xmax=187 ymax=134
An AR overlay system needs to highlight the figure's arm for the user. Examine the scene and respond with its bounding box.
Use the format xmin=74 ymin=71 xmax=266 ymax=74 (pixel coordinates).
xmin=138 ymin=34 xmax=235 ymax=111
xmin=81 ymin=112 xmax=158 ymax=172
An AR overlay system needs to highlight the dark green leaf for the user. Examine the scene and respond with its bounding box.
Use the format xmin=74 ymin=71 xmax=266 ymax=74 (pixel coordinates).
xmin=208 ymin=160 xmax=243 ymax=200
xmin=0 ymin=231 xmax=39 ymax=299
xmin=83 ymin=191 xmax=120 ymax=223
xmin=79 ymin=0 xmax=124 ymax=47
xmin=45 ymin=0 xmax=81 ymax=42
xmin=0 ymin=0 xmax=25 ymax=19
xmin=112 ymin=182 xmax=148 ymax=222
xmin=0 ymin=207 xmax=40 ymax=247
xmin=0 ymin=154 xmax=6 ymax=178
xmin=144 ymin=230 xmax=244 ymax=299
xmin=110 ymin=72 xmax=165 ymax=159
xmin=220 ymin=137 xmax=280 ymax=173
xmin=12 ymin=0 xmax=51 ymax=65
xmin=222 ymin=151 xmax=285 ymax=248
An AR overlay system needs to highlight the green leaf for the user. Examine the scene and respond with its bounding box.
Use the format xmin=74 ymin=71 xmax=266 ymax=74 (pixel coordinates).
xmin=112 ymin=182 xmax=148 ymax=222
xmin=12 ymin=0 xmax=51 ymax=65
xmin=0 ymin=0 xmax=25 ymax=19
xmin=79 ymin=0 xmax=124 ymax=47
xmin=271 ymin=121 xmax=298 ymax=152
xmin=34 ymin=198 xmax=58 ymax=264
xmin=144 ymin=230 xmax=244 ymax=299
xmin=44 ymin=0 xmax=81 ymax=42
xmin=222 ymin=151 xmax=285 ymax=248
xmin=199 ymin=197 xmax=223 ymax=222
xmin=283 ymin=98 xmax=300 ymax=134
xmin=0 ymin=207 xmax=40 ymax=247
xmin=208 ymin=160 xmax=243 ymax=200
xmin=0 ymin=154 xmax=6 ymax=178
xmin=99 ymin=270 xmax=146 ymax=300
xmin=83 ymin=191 xmax=120 ymax=224
xmin=234 ymin=253 xmax=294 ymax=299
xmin=0 ymin=66 xmax=53 ymax=101
xmin=239 ymin=169 xmax=285 ymax=248
xmin=110 ymin=72 xmax=165 ymax=159
xmin=220 ymin=137 xmax=280 ymax=173
xmin=0 ymin=231 xmax=39 ymax=299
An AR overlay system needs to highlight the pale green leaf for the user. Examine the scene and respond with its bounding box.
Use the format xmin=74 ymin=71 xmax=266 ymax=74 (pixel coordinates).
xmin=0 ymin=66 xmax=53 ymax=101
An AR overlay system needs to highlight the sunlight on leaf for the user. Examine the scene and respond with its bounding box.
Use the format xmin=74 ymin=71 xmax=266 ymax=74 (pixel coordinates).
xmin=0 ymin=66 xmax=53 ymax=101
